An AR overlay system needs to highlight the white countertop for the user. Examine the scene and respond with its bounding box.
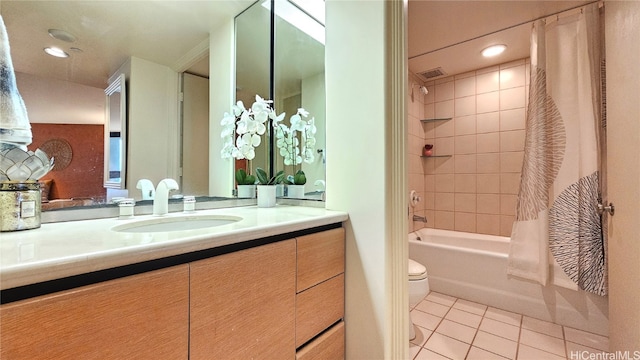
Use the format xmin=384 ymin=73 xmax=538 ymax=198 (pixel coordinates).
xmin=0 ymin=205 xmax=348 ymax=290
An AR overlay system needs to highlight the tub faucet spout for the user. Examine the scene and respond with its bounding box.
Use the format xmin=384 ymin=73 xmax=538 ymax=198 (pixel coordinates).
xmin=413 ymin=215 xmax=428 ymax=223
xmin=153 ymin=178 xmax=179 ymax=216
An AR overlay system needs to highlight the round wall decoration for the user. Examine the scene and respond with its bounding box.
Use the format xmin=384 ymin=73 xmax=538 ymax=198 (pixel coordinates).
xmin=40 ymin=138 xmax=73 ymax=171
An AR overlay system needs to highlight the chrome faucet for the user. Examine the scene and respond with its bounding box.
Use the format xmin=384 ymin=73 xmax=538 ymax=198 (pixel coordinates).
xmin=413 ymin=215 xmax=428 ymax=223
xmin=153 ymin=178 xmax=179 ymax=216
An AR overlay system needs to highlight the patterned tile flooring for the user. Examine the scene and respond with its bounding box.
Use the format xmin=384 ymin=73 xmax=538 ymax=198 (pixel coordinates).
xmin=410 ymin=292 xmax=609 ymax=360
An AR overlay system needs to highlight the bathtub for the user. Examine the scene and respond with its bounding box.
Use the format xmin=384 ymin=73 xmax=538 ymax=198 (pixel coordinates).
xmin=409 ymin=228 xmax=609 ymax=336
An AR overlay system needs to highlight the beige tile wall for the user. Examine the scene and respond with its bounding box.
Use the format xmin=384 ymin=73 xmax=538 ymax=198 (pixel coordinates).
xmin=408 ymin=59 xmax=529 ymax=236
xmin=408 ymin=73 xmax=427 ymax=232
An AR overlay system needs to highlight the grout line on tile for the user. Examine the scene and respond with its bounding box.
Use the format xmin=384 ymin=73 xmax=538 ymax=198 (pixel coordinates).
xmin=414 ymin=291 xmax=606 ymax=360
xmin=563 ymin=326 xmax=569 ymax=359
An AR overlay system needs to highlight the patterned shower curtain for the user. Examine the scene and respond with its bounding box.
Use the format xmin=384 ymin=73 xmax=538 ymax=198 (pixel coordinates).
xmin=507 ymin=4 xmax=607 ymax=296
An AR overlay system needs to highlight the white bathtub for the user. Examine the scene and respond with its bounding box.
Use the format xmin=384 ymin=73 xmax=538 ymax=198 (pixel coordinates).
xmin=409 ymin=228 xmax=609 ymax=336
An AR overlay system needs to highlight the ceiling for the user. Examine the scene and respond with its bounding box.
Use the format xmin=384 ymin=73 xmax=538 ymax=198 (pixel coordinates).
xmin=1 ymin=0 xmax=253 ymax=89
xmin=407 ymin=0 xmax=592 ymax=81
xmin=2 ymin=1 xmax=593 ymax=90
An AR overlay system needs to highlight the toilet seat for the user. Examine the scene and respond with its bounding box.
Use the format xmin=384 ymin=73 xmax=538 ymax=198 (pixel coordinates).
xmin=408 ymin=258 xmax=427 ymax=281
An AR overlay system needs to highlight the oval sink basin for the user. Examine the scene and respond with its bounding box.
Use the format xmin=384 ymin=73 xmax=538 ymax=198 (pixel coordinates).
xmin=112 ymin=215 xmax=242 ymax=233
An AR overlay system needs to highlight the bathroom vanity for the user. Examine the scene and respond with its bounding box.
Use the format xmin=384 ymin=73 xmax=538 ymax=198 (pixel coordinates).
xmin=0 ymin=206 xmax=347 ymax=359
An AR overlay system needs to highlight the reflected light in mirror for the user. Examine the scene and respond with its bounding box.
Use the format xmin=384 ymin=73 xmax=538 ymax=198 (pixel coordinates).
xmin=43 ymin=47 xmax=69 ymax=58
xmin=262 ymin=0 xmax=325 ymax=44
xmin=290 ymin=0 xmax=325 ymax=24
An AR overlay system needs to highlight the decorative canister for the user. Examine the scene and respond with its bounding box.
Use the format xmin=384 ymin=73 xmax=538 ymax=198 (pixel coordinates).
xmin=0 ymin=181 xmax=41 ymax=231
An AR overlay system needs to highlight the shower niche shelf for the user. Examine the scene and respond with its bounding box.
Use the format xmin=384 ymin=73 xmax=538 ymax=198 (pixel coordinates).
xmin=420 ymin=117 xmax=452 ymax=123
xmin=420 ymin=155 xmax=452 ymax=158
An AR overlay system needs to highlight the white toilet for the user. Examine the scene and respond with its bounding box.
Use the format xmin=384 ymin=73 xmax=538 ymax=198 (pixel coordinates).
xmin=408 ymin=258 xmax=430 ymax=340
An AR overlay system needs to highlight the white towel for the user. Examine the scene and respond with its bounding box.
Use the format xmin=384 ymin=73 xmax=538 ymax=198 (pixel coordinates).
xmin=0 ymin=14 xmax=31 ymax=150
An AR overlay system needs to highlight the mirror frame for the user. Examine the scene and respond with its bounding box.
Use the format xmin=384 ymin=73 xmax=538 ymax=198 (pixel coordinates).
xmin=103 ymin=74 xmax=127 ymax=189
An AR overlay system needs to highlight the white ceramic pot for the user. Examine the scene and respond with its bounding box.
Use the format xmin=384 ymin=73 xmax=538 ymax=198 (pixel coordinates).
xmin=237 ymin=184 xmax=256 ymax=198
xmin=287 ymin=184 xmax=305 ymax=198
xmin=257 ymin=185 xmax=276 ymax=207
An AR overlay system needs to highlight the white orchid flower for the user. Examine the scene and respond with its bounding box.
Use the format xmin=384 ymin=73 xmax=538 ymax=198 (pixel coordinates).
xmin=303 ymin=148 xmax=315 ymax=163
xmin=236 ymin=111 xmax=251 ymax=134
xmin=246 ymin=118 xmax=258 ymax=134
xmin=271 ymin=111 xmax=285 ymax=125
xmin=220 ymin=126 xmax=234 ymax=138
xmin=254 ymin=110 xmax=268 ymax=123
xmin=251 ymin=134 xmax=261 ymax=147
xmin=233 ymin=101 xmax=246 ymax=117
xmin=252 ymin=95 xmax=272 ymax=113
xmin=297 ymin=108 xmax=309 ymax=117
xmin=307 ymin=118 xmax=317 ymax=134
xmin=220 ymin=143 xmax=233 ymax=158
xmin=237 ymin=140 xmax=255 ymax=160
xmin=221 ymin=112 xmax=235 ymax=125
xmin=221 ymin=95 xmax=316 ymax=163
xmin=256 ymin=122 xmax=266 ymax=135
xmin=306 ymin=137 xmax=316 ymax=147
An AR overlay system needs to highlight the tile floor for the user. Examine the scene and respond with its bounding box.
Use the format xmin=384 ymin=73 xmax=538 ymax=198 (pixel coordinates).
xmin=410 ymin=292 xmax=609 ymax=360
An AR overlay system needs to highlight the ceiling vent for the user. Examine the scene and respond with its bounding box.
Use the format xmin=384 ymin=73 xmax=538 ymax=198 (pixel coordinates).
xmin=419 ymin=67 xmax=447 ymax=80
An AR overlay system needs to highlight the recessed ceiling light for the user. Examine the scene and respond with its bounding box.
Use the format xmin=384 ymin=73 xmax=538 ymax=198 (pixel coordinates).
xmin=44 ymin=47 xmax=70 ymax=58
xmin=482 ymin=44 xmax=507 ymax=57
xmin=48 ymin=29 xmax=76 ymax=43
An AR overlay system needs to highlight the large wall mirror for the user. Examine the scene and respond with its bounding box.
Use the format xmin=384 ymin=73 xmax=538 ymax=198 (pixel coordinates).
xmin=2 ymin=0 xmax=325 ymax=216
xmin=104 ymin=74 xmax=126 ymax=189
xmin=2 ymin=1 xmax=250 ymax=214
xmin=235 ymin=0 xmax=326 ymax=199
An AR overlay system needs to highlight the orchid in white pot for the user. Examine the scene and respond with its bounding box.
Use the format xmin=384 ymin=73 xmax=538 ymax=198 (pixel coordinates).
xmin=273 ymin=108 xmax=317 ymax=166
xmin=220 ymin=95 xmax=277 ymax=161
xmin=221 ymin=95 xmax=316 ymax=165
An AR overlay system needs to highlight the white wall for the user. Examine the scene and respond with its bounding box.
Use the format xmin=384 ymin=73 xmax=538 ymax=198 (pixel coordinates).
xmin=301 ymin=72 xmax=326 ymax=193
xmin=182 ymin=73 xmax=210 ymax=195
xmin=16 ymin=72 xmax=104 ymax=125
xmin=326 ymin=1 xmax=389 ymax=358
xmin=605 ymin=0 xmax=640 ymax=351
xmin=209 ymin=20 xmax=235 ymax=198
xmin=121 ymin=57 xmax=179 ymax=197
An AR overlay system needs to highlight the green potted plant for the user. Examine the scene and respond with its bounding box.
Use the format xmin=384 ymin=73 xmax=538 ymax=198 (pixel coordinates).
xmin=235 ymin=168 xmax=256 ymax=198
xmin=285 ymin=169 xmax=306 ymax=198
xmin=255 ymin=167 xmax=285 ymax=207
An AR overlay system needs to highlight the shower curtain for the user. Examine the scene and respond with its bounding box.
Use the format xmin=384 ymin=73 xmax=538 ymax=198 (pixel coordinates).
xmin=507 ymin=4 xmax=607 ymax=296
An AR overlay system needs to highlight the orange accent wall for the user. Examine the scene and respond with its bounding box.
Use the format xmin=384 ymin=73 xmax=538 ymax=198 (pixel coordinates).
xmin=30 ymin=124 xmax=106 ymax=201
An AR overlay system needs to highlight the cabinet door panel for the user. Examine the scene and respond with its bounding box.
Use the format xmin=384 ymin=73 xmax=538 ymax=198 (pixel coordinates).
xmin=190 ymin=239 xmax=296 ymax=360
xmin=0 ymin=265 xmax=189 ymax=360
xmin=297 ymin=228 xmax=345 ymax=292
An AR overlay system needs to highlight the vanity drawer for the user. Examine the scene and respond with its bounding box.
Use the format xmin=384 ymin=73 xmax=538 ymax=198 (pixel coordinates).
xmin=296 ymin=273 xmax=344 ymax=348
xmin=296 ymin=321 xmax=344 ymax=360
xmin=296 ymin=227 xmax=345 ymax=293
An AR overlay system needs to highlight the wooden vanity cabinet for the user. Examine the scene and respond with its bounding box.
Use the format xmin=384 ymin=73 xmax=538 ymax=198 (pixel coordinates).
xmin=295 ymin=227 xmax=345 ymax=357
xmin=190 ymin=239 xmax=297 ymax=360
xmin=0 ymin=226 xmax=345 ymax=359
xmin=0 ymin=265 xmax=190 ymax=360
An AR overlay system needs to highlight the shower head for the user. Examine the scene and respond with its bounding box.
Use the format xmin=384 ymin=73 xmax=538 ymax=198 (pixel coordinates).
xmin=411 ymin=83 xmax=429 ymax=95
